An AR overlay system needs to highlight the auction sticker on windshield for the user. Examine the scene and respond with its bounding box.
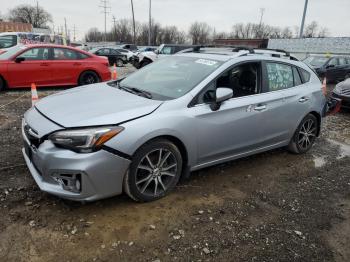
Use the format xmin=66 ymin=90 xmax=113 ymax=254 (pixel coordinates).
xmin=195 ymin=59 xmax=218 ymax=66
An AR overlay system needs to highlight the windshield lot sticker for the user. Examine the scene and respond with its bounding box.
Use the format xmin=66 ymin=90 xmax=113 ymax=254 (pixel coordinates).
xmin=195 ymin=59 xmax=218 ymax=66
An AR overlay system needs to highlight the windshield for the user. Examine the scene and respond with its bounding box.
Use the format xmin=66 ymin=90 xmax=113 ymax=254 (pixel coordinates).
xmin=303 ymin=56 xmax=329 ymax=67
xmin=119 ymin=56 xmax=223 ymax=100
xmin=0 ymin=35 xmax=17 ymax=49
xmin=0 ymin=45 xmax=25 ymax=60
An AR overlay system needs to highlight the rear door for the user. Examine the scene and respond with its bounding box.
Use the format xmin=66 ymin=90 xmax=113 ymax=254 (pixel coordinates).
xmin=7 ymin=47 xmax=51 ymax=87
xmin=50 ymin=47 xmax=84 ymax=85
xmin=265 ymin=62 xmax=313 ymax=139
xmin=337 ymin=57 xmax=350 ymax=81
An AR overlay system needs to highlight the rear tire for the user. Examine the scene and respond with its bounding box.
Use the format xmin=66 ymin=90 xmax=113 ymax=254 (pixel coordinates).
xmin=0 ymin=77 xmax=5 ymax=92
xmin=124 ymin=139 xmax=183 ymax=202
xmin=288 ymin=114 xmax=318 ymax=154
xmin=78 ymin=71 xmax=100 ymax=86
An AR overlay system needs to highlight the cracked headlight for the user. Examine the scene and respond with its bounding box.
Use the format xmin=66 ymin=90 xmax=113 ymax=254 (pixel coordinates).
xmin=49 ymin=126 xmax=124 ymax=153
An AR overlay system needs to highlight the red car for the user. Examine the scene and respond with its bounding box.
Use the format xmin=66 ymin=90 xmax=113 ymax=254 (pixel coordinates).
xmin=0 ymin=44 xmax=111 ymax=91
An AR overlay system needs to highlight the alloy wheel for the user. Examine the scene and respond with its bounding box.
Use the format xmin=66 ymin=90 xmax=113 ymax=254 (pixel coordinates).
xmin=297 ymin=118 xmax=316 ymax=151
xmin=135 ymin=148 xmax=178 ymax=197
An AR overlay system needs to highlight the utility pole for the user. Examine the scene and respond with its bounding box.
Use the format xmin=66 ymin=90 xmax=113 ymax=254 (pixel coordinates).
xmin=148 ymin=0 xmax=152 ymax=46
xmin=64 ymin=18 xmax=68 ymax=38
xmin=35 ymin=1 xmax=39 ymax=28
xmin=99 ymin=0 xmax=111 ymax=42
xmin=130 ymin=0 xmax=136 ymax=44
xmin=299 ymin=0 xmax=309 ymax=38
xmin=258 ymin=8 xmax=265 ymax=38
xmin=112 ymin=15 xmax=117 ymax=41
xmin=72 ymin=24 xmax=77 ymax=41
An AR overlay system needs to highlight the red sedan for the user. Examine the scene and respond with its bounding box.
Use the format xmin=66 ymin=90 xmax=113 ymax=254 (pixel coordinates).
xmin=0 ymin=44 xmax=111 ymax=91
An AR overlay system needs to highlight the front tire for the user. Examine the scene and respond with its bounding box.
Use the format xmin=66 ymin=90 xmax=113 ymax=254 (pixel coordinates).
xmin=78 ymin=71 xmax=100 ymax=86
xmin=124 ymin=139 xmax=183 ymax=202
xmin=288 ymin=114 xmax=318 ymax=154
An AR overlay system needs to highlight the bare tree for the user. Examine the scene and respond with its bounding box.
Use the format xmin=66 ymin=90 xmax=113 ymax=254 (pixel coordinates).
xmin=8 ymin=4 xmax=52 ymax=28
xmin=188 ymin=22 xmax=212 ymax=45
xmin=304 ymin=21 xmax=318 ymax=37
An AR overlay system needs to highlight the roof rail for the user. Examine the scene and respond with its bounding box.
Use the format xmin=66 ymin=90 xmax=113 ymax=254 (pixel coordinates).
xmin=255 ymin=48 xmax=290 ymax=57
xmin=232 ymin=46 xmax=255 ymax=54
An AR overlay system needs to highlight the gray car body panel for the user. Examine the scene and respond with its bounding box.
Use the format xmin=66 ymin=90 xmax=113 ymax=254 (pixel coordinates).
xmin=22 ymin=51 xmax=326 ymax=201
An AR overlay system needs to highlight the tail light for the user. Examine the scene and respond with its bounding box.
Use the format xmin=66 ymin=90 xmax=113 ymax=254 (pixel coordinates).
xmin=0 ymin=50 xmax=6 ymax=55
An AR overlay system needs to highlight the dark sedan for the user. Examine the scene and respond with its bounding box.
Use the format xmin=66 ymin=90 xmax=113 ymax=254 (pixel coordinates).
xmin=303 ymin=55 xmax=350 ymax=83
xmin=89 ymin=47 xmax=127 ymax=67
xmin=331 ymin=78 xmax=350 ymax=109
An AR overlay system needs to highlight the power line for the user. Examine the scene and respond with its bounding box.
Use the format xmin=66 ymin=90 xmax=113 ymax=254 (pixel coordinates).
xmin=99 ymin=0 xmax=111 ymax=42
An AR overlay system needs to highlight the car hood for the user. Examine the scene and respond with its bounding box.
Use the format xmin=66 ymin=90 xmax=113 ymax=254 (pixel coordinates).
xmin=35 ymin=83 xmax=163 ymax=127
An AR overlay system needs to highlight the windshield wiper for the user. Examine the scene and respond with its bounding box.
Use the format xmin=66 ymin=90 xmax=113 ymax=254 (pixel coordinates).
xmin=118 ymin=84 xmax=152 ymax=99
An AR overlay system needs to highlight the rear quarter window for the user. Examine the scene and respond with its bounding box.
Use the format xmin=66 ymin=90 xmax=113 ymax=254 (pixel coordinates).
xmin=299 ymin=68 xmax=311 ymax=83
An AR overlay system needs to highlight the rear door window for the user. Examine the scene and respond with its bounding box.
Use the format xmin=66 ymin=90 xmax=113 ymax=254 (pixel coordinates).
xmin=338 ymin=57 xmax=347 ymax=66
xmin=299 ymin=69 xmax=311 ymax=83
xmin=266 ymin=63 xmax=294 ymax=91
xmin=53 ymin=48 xmax=80 ymax=60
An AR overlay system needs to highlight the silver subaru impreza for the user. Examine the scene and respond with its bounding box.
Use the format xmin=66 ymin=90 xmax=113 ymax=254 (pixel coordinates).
xmin=22 ymin=48 xmax=327 ymax=202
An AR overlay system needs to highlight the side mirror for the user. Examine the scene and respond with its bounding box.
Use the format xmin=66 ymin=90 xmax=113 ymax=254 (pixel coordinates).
xmin=210 ymin=87 xmax=233 ymax=111
xmin=326 ymin=64 xmax=335 ymax=69
xmin=15 ymin=57 xmax=25 ymax=63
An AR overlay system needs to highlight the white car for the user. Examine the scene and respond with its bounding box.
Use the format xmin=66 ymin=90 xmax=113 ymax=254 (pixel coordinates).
xmin=132 ymin=44 xmax=194 ymax=68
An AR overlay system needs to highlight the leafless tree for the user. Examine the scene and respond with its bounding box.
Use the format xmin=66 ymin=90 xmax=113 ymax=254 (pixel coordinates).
xmin=188 ymin=22 xmax=212 ymax=45
xmin=304 ymin=21 xmax=318 ymax=38
xmin=8 ymin=4 xmax=52 ymax=28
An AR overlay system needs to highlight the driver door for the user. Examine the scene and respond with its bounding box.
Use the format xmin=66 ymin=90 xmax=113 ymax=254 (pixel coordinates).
xmin=7 ymin=47 xmax=52 ymax=87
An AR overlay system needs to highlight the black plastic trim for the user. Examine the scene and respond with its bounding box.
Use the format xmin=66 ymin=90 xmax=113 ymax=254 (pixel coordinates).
xmin=102 ymin=145 xmax=132 ymax=160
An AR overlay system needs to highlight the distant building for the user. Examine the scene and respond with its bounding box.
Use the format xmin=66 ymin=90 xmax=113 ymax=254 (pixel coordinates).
xmin=0 ymin=21 xmax=32 ymax=33
xmin=268 ymin=37 xmax=350 ymax=59
xmin=213 ymin=38 xmax=268 ymax=48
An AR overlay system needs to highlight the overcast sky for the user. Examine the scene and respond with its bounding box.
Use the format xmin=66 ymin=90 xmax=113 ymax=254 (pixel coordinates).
xmin=1 ymin=0 xmax=350 ymax=40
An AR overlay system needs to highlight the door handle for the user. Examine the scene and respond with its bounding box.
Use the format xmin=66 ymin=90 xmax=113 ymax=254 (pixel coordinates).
xmin=40 ymin=63 xmax=49 ymax=66
xmin=299 ymin=97 xmax=310 ymax=103
xmin=254 ymin=104 xmax=267 ymax=111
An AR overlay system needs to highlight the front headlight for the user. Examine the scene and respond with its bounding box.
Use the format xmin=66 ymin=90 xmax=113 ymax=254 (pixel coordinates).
xmin=49 ymin=126 xmax=124 ymax=153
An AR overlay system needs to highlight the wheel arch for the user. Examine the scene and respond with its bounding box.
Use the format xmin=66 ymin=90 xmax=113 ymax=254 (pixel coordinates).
xmin=0 ymin=74 xmax=8 ymax=90
xmin=134 ymin=135 xmax=190 ymax=180
xmin=308 ymin=111 xmax=322 ymax=137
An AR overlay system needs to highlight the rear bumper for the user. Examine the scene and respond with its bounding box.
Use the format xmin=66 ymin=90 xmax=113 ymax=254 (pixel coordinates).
xmin=22 ymin=137 xmax=130 ymax=202
xmin=331 ymin=92 xmax=350 ymax=108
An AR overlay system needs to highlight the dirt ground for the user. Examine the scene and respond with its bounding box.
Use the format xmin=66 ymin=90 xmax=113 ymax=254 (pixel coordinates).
xmin=0 ymin=79 xmax=349 ymax=262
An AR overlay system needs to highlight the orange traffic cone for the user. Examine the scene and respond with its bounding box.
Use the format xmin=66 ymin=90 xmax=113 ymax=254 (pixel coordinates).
xmin=112 ymin=63 xmax=118 ymax=80
xmin=322 ymin=77 xmax=327 ymax=96
xmin=31 ymin=83 xmax=39 ymax=106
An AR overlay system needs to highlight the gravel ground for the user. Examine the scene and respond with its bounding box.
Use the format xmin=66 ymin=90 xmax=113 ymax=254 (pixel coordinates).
xmin=0 ymin=80 xmax=349 ymax=262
